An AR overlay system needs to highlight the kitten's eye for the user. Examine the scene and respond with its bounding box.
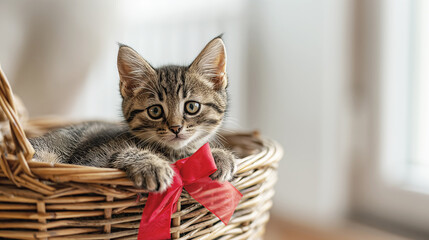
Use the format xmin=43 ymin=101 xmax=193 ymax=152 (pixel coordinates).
xmin=147 ymin=105 xmax=163 ymax=119
xmin=185 ymin=101 xmax=200 ymax=115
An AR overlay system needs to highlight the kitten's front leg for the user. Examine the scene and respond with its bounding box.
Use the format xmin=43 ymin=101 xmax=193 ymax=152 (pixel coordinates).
xmin=210 ymin=148 xmax=237 ymax=182
xmin=110 ymin=148 xmax=174 ymax=192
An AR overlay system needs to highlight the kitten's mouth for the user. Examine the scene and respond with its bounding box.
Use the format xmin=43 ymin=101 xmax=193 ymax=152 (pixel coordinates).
xmin=165 ymin=133 xmax=193 ymax=149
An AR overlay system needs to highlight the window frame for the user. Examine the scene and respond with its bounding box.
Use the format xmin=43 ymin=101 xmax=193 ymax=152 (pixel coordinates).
xmin=352 ymin=0 xmax=429 ymax=235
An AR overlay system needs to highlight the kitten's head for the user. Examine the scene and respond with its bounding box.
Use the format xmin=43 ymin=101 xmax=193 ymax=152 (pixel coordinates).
xmin=117 ymin=37 xmax=228 ymax=151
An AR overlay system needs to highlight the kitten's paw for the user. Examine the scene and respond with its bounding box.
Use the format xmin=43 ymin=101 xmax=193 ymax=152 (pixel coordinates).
xmin=129 ymin=156 xmax=174 ymax=192
xmin=210 ymin=149 xmax=236 ymax=182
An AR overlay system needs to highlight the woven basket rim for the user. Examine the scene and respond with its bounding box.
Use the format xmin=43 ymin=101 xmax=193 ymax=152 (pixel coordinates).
xmin=16 ymin=123 xmax=281 ymax=188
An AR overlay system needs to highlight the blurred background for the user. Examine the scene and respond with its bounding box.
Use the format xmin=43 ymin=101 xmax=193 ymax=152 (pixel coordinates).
xmin=0 ymin=0 xmax=428 ymax=239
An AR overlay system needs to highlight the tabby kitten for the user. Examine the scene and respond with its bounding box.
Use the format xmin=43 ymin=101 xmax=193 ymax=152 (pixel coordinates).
xmin=29 ymin=37 xmax=236 ymax=192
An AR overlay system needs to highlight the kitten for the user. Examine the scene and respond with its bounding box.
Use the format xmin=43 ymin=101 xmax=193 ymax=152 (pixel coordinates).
xmin=29 ymin=37 xmax=236 ymax=192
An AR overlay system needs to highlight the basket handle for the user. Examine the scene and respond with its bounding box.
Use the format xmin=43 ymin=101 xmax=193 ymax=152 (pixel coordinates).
xmin=0 ymin=65 xmax=35 ymax=180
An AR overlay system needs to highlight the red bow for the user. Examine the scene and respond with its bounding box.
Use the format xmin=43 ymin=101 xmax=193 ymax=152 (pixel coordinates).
xmin=137 ymin=143 xmax=243 ymax=240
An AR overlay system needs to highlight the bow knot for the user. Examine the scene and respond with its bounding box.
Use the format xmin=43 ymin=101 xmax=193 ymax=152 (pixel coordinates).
xmin=175 ymin=145 xmax=217 ymax=184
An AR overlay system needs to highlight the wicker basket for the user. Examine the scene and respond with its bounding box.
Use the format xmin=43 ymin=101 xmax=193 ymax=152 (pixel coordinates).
xmin=0 ymin=67 xmax=282 ymax=240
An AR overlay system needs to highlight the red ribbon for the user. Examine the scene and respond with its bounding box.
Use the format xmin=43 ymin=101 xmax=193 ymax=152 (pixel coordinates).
xmin=137 ymin=143 xmax=243 ymax=240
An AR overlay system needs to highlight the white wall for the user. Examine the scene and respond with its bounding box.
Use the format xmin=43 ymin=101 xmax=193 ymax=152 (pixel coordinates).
xmin=247 ymin=0 xmax=353 ymax=224
xmin=0 ymin=0 xmax=116 ymax=119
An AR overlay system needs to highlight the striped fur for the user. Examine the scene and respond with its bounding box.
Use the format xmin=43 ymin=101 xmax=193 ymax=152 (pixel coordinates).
xmin=30 ymin=37 xmax=236 ymax=192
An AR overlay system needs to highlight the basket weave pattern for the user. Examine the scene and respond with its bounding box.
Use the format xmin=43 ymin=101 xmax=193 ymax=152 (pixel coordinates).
xmin=0 ymin=67 xmax=282 ymax=240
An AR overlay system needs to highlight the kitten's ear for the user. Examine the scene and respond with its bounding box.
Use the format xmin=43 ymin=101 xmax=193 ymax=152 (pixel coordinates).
xmin=117 ymin=45 xmax=156 ymax=97
xmin=190 ymin=37 xmax=227 ymax=90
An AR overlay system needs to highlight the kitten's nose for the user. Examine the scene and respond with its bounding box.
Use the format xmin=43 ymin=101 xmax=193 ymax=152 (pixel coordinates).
xmin=169 ymin=125 xmax=182 ymax=134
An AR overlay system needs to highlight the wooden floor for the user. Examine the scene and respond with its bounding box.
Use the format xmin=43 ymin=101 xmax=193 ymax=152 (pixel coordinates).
xmin=263 ymin=215 xmax=412 ymax=240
